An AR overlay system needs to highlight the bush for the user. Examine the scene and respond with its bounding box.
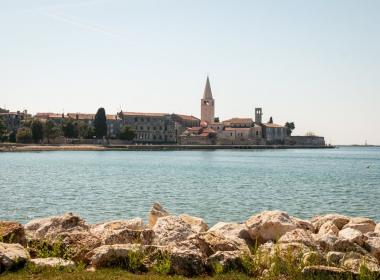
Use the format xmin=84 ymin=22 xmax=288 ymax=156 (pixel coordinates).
xmin=16 ymin=127 xmax=33 ymax=143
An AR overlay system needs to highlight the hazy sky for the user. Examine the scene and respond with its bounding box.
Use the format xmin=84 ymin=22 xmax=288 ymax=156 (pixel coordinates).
xmin=1 ymin=0 xmax=379 ymax=145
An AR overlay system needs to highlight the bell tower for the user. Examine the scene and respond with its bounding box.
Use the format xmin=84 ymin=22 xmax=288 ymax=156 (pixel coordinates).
xmin=201 ymin=76 xmax=215 ymax=124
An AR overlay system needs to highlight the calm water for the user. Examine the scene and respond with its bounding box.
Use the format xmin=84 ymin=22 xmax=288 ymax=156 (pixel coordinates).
xmin=0 ymin=147 xmax=379 ymax=225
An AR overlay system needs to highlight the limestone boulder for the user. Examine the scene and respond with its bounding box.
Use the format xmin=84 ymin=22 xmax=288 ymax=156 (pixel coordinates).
xmin=0 ymin=242 xmax=30 ymax=272
xmin=340 ymin=252 xmax=380 ymax=273
xmin=271 ymin=242 xmax=311 ymax=260
xmin=292 ymin=218 xmax=315 ymax=232
xmin=90 ymin=218 xmax=153 ymax=245
xmin=302 ymin=251 xmax=326 ymax=266
xmin=318 ymin=221 xmax=339 ymax=236
xmin=0 ymin=221 xmax=26 ymax=246
xmin=152 ymin=216 xmax=196 ymax=246
xmin=25 ymin=213 xmax=88 ymax=240
xmin=375 ymin=224 xmax=380 ymax=234
xmin=186 ymin=231 xmax=249 ymax=257
xmin=148 ymin=203 xmax=170 ymax=228
xmin=313 ymin=233 xmax=338 ymax=251
xmin=179 ymin=214 xmax=208 ymax=233
xmin=302 ymin=265 xmax=357 ymax=279
xmin=245 ymin=211 xmax=299 ymax=243
xmin=333 ymin=238 xmax=368 ymax=255
xmin=167 ymin=245 xmax=205 ymax=276
xmin=208 ymin=222 xmax=252 ymax=243
xmin=278 ymin=229 xmax=317 ymax=248
xmin=338 ymin=228 xmax=366 ymax=246
xmin=54 ymin=229 xmax=102 ymax=263
xmin=86 ymin=243 xmax=146 ymax=270
xmin=311 ymin=214 xmax=350 ymax=231
xmin=326 ymin=251 xmax=345 ymax=266
xmin=365 ymin=235 xmax=380 ymax=262
xmin=30 ymin=257 xmax=75 ymax=269
xmin=206 ymin=250 xmax=243 ymax=273
xmin=343 ymin=217 xmax=376 ymax=234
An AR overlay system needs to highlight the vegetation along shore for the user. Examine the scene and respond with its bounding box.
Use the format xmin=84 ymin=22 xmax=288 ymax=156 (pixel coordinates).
xmin=1 ymin=203 xmax=380 ymax=279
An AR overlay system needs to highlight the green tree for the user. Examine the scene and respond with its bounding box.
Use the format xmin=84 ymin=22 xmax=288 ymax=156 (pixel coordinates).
xmin=77 ymin=121 xmax=95 ymax=139
xmin=117 ymin=125 xmax=136 ymax=141
xmin=16 ymin=127 xmax=33 ymax=143
xmin=44 ymin=120 xmax=62 ymax=143
xmin=31 ymin=119 xmax=44 ymax=143
xmin=8 ymin=131 xmax=16 ymax=143
xmin=62 ymin=119 xmax=78 ymax=139
xmin=0 ymin=117 xmax=6 ymax=141
xmin=269 ymin=116 xmax=273 ymax=124
xmin=94 ymin=108 xmax=107 ymax=139
xmin=285 ymin=122 xmax=295 ymax=136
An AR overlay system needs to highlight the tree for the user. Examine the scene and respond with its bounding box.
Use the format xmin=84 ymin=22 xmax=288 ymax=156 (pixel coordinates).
xmin=44 ymin=120 xmax=62 ymax=143
xmin=269 ymin=117 xmax=273 ymax=124
xmin=117 ymin=125 xmax=136 ymax=141
xmin=77 ymin=121 xmax=95 ymax=139
xmin=0 ymin=117 xmax=6 ymax=141
xmin=285 ymin=122 xmax=295 ymax=136
xmin=16 ymin=127 xmax=33 ymax=143
xmin=62 ymin=119 xmax=78 ymax=139
xmin=94 ymin=108 xmax=107 ymax=139
xmin=31 ymin=119 xmax=44 ymax=143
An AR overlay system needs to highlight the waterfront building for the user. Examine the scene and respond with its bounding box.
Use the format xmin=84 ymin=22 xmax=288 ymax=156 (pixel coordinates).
xmin=35 ymin=113 xmax=65 ymax=124
xmin=200 ymin=76 xmax=215 ymax=125
xmin=120 ymin=112 xmax=199 ymax=144
xmin=0 ymin=110 xmax=31 ymax=133
xmin=261 ymin=118 xmax=287 ymax=144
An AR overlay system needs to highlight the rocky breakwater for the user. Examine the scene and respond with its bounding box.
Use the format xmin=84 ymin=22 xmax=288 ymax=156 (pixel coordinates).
xmin=0 ymin=205 xmax=380 ymax=279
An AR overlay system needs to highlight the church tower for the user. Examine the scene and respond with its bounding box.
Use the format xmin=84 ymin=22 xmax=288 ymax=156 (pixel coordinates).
xmin=201 ymin=76 xmax=215 ymax=124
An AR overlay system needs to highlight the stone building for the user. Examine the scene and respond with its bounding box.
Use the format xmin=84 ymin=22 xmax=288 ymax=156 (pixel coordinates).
xmin=0 ymin=110 xmax=31 ymax=133
xmin=121 ymin=112 xmax=177 ymax=143
xmin=120 ymin=112 xmax=199 ymax=144
xmin=261 ymin=118 xmax=287 ymax=144
xmin=35 ymin=113 xmax=65 ymax=124
xmin=200 ymin=76 xmax=215 ymax=125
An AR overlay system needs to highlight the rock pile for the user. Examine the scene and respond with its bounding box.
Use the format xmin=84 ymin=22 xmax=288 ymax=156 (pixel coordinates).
xmin=0 ymin=204 xmax=379 ymax=278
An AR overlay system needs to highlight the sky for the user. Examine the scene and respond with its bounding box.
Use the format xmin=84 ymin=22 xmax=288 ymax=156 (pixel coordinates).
xmin=1 ymin=0 xmax=379 ymax=145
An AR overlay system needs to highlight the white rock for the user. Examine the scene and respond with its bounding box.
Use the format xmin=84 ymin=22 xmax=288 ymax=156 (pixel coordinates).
xmin=148 ymin=203 xmax=170 ymax=228
xmin=342 ymin=217 xmax=376 ymax=234
xmin=0 ymin=242 xmax=30 ymax=271
xmin=208 ymin=222 xmax=252 ymax=247
xmin=318 ymin=221 xmax=339 ymax=236
xmin=245 ymin=211 xmax=298 ymax=243
xmin=365 ymin=235 xmax=380 ymax=262
xmin=152 ymin=216 xmax=196 ymax=246
xmin=340 ymin=252 xmax=380 ymax=273
xmin=338 ymin=228 xmax=365 ymax=246
xmin=179 ymin=214 xmax=208 ymax=233
xmin=25 ymin=212 xmax=88 ymax=240
xmin=311 ymin=214 xmax=350 ymax=231
xmin=86 ymin=244 xmax=144 ymax=268
xmin=375 ymin=224 xmax=380 ymax=234
xmin=90 ymin=218 xmax=153 ymax=245
xmin=30 ymin=257 xmax=75 ymax=268
xmin=278 ymin=229 xmax=317 ymax=248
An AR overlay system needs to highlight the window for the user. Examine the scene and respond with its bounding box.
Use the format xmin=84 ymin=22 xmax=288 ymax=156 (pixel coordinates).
xmin=140 ymin=126 xmax=143 ymax=130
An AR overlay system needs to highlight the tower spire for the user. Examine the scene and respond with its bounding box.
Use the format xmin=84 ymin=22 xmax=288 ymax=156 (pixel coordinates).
xmin=203 ymin=76 xmax=213 ymax=99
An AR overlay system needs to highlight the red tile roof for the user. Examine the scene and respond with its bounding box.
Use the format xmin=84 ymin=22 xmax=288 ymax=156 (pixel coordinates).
xmin=122 ymin=112 xmax=168 ymax=117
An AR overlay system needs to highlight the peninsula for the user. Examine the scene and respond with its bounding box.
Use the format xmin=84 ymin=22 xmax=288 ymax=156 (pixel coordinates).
xmin=0 ymin=78 xmax=326 ymax=149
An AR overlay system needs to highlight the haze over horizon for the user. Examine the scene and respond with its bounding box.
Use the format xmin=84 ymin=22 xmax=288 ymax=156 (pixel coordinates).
xmin=1 ymin=0 xmax=379 ymax=145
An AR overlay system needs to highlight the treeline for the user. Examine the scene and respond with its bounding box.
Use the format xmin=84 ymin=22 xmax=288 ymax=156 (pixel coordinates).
xmin=0 ymin=108 xmax=136 ymax=144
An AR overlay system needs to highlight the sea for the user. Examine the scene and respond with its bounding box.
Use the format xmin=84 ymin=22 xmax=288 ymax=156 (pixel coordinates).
xmin=0 ymin=147 xmax=379 ymax=226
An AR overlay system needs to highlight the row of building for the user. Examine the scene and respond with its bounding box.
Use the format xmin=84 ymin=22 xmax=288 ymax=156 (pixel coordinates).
xmin=0 ymin=77 xmax=325 ymax=146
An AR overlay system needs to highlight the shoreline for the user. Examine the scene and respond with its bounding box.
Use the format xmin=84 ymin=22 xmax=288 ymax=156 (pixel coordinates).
xmin=1 ymin=205 xmax=380 ymax=278
xmin=0 ymin=143 xmax=335 ymax=152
